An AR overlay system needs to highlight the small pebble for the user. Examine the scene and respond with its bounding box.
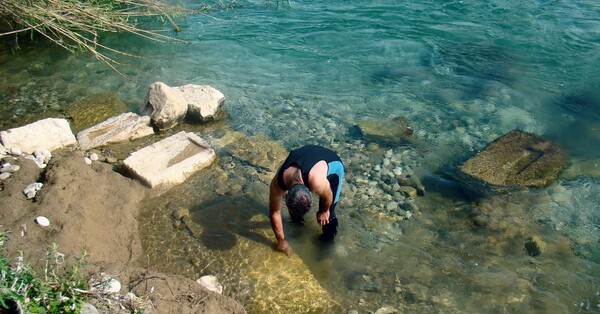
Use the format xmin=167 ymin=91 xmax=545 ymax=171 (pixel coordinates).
xmin=106 ymin=278 xmax=121 ymax=293
xmin=1 ymin=165 xmax=20 ymax=173
xmin=189 ymin=257 xmax=201 ymax=267
xmin=0 ymin=173 xmax=10 ymax=180
xmin=92 ymin=276 xmax=121 ymax=294
xmin=25 ymin=155 xmax=46 ymax=168
xmin=35 ymin=216 xmax=50 ymax=227
xmin=84 ymin=157 xmax=92 ymax=165
xmin=80 ymin=303 xmax=99 ymax=314
xmin=8 ymin=147 xmax=22 ymax=156
xmin=196 ymin=275 xmax=223 ymax=294
xmin=89 ymin=153 xmax=99 ymax=161
xmin=23 ymin=182 xmax=43 ymax=199
xmin=33 ymin=148 xmax=52 ymax=164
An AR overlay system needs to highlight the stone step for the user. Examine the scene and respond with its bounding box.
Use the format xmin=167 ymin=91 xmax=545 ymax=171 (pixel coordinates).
xmin=123 ymin=131 xmax=216 ymax=190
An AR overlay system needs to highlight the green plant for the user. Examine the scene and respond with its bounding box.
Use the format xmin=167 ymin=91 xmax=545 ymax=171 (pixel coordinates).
xmin=0 ymin=0 xmax=185 ymax=75
xmin=0 ymin=231 xmax=89 ymax=313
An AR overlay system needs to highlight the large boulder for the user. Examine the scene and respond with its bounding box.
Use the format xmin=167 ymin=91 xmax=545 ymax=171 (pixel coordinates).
xmin=122 ymin=131 xmax=216 ymax=190
xmin=0 ymin=118 xmax=77 ymax=154
xmin=459 ymin=130 xmax=566 ymax=187
xmin=77 ymin=112 xmax=154 ymax=150
xmin=140 ymin=82 xmax=188 ymax=131
xmin=175 ymin=84 xmax=225 ymax=122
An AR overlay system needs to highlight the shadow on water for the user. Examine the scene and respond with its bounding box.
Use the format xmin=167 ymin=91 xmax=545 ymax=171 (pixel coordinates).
xmin=549 ymin=84 xmax=600 ymax=158
xmin=189 ymin=195 xmax=272 ymax=251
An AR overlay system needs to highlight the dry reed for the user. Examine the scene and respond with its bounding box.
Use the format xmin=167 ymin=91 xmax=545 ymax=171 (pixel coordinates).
xmin=0 ymin=0 xmax=185 ymax=75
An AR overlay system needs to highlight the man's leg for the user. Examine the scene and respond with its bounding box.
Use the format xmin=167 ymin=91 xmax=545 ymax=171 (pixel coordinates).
xmin=320 ymin=173 xmax=341 ymax=242
xmin=319 ymin=206 xmax=338 ymax=241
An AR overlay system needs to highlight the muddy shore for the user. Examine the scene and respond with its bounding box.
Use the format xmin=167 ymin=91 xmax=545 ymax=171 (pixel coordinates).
xmin=0 ymin=147 xmax=246 ymax=313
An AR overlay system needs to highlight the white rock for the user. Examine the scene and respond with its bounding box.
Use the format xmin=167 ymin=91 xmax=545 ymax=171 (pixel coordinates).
xmin=140 ymin=82 xmax=188 ymax=131
xmin=123 ymin=131 xmax=216 ymax=190
xmin=23 ymin=182 xmax=43 ymax=199
xmin=92 ymin=275 xmax=121 ymax=294
xmin=80 ymin=303 xmax=99 ymax=314
xmin=175 ymin=84 xmax=225 ymax=122
xmin=196 ymin=275 xmax=223 ymax=294
xmin=393 ymin=167 xmax=403 ymax=176
xmin=106 ymin=278 xmax=121 ymax=293
xmin=77 ymin=112 xmax=154 ymax=150
xmin=0 ymin=118 xmax=76 ymax=154
xmin=33 ymin=148 xmax=52 ymax=163
xmin=375 ymin=306 xmax=398 ymax=314
xmin=25 ymin=155 xmax=47 ymax=168
xmin=8 ymin=147 xmax=22 ymax=156
xmin=0 ymin=164 xmax=20 ymax=173
xmin=35 ymin=216 xmax=50 ymax=227
xmin=0 ymin=173 xmax=10 ymax=180
xmin=89 ymin=153 xmax=99 ymax=161
xmin=84 ymin=157 xmax=92 ymax=165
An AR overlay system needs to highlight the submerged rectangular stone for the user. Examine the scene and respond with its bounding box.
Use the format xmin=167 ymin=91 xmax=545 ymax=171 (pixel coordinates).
xmin=459 ymin=129 xmax=566 ymax=187
xmin=123 ymin=131 xmax=216 ymax=189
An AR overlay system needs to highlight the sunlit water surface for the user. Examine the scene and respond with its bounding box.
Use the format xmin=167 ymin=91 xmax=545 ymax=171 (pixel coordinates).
xmin=1 ymin=0 xmax=600 ymax=312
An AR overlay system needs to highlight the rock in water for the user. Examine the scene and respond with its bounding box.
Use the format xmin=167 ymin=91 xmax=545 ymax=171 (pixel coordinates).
xmin=459 ymin=129 xmax=566 ymax=187
xmin=175 ymin=84 xmax=225 ymax=122
xmin=196 ymin=275 xmax=223 ymax=294
xmin=140 ymin=82 xmax=188 ymax=131
xmin=357 ymin=116 xmax=414 ymax=145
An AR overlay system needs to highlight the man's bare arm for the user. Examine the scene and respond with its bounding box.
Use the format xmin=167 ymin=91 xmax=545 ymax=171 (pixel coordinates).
xmin=307 ymin=161 xmax=334 ymax=225
xmin=313 ymin=179 xmax=333 ymax=225
xmin=269 ymin=176 xmax=289 ymax=253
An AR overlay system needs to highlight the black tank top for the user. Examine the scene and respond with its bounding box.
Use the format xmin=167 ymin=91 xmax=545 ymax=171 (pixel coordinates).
xmin=277 ymin=145 xmax=341 ymax=191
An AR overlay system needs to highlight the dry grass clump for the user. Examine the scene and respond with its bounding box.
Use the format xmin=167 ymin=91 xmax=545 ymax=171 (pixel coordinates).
xmin=0 ymin=0 xmax=184 ymax=75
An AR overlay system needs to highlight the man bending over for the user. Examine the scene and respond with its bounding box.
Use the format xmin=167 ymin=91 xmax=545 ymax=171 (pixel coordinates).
xmin=269 ymin=145 xmax=345 ymax=254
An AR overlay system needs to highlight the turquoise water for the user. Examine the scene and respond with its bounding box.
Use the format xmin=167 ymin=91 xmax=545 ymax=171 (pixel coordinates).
xmin=2 ymin=0 xmax=600 ymax=312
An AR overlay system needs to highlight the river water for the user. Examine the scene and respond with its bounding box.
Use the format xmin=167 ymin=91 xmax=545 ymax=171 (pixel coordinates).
xmin=1 ymin=0 xmax=599 ymax=312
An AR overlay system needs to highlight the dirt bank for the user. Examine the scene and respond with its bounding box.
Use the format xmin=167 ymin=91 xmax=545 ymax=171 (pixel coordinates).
xmin=0 ymin=147 xmax=245 ymax=313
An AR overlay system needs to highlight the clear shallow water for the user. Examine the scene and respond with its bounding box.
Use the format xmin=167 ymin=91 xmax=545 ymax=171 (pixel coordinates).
xmin=2 ymin=0 xmax=600 ymax=312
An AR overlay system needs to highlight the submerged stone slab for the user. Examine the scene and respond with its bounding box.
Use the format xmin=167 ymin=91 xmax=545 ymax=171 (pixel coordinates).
xmin=63 ymin=93 xmax=127 ymax=132
xmin=0 ymin=118 xmax=76 ymax=154
xmin=358 ymin=116 xmax=414 ymax=144
xmin=123 ymin=131 xmax=216 ymax=189
xmin=77 ymin=112 xmax=154 ymax=150
xmin=459 ymin=129 xmax=566 ymax=187
xmin=209 ymin=127 xmax=287 ymax=183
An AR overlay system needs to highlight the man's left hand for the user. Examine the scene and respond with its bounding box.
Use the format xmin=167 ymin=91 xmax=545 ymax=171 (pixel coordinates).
xmin=316 ymin=210 xmax=329 ymax=225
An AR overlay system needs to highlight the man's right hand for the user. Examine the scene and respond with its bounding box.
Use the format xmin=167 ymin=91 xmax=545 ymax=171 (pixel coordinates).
xmin=276 ymin=239 xmax=290 ymax=256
